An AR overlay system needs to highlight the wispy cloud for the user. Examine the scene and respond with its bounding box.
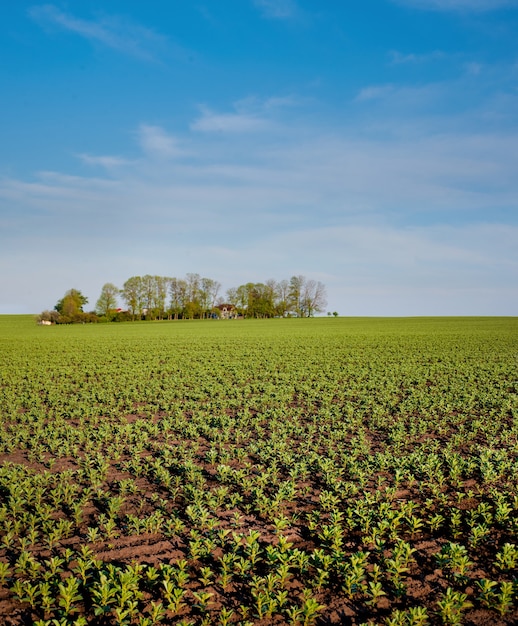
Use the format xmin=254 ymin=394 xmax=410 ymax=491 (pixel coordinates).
xmin=464 ymin=61 xmax=484 ymax=75
xmin=190 ymin=94 xmax=302 ymax=133
xmin=237 ymin=94 xmax=303 ymax=111
xmin=393 ymin=0 xmax=518 ymax=12
xmin=78 ymin=127 xmax=185 ymax=166
xmin=28 ymin=4 xmax=167 ymax=61
xmin=253 ymin=0 xmax=298 ymax=19
xmin=191 ymin=99 xmax=277 ymax=133
xmin=389 ymin=50 xmax=446 ymax=64
xmin=3 ymin=151 xmax=516 ymax=315
xmin=355 ymin=85 xmax=395 ymax=102
xmin=6 ymin=115 xmax=518 ymax=232
xmin=352 ymin=61 xmax=518 ymax=132
xmin=263 ymin=223 xmax=518 ymax=279
xmin=137 ymin=125 xmax=184 ymax=159
xmin=191 ymin=107 xmax=269 ymax=133
xmin=78 ymin=154 xmax=132 ymax=169
xmin=3 ymin=65 xmax=517 ymax=314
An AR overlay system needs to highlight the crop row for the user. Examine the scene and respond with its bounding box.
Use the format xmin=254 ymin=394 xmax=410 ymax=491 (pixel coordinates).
xmin=0 ymin=316 xmax=517 ymax=624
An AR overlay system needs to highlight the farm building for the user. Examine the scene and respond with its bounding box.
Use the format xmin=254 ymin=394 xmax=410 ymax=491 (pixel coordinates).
xmin=215 ymin=304 xmax=237 ymax=319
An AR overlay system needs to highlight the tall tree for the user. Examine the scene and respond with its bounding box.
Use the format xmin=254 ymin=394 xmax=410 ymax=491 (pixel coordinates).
xmin=153 ymin=276 xmax=169 ymax=319
xmin=141 ymin=275 xmax=156 ymax=317
xmin=185 ymin=273 xmax=202 ymax=318
xmin=232 ymin=282 xmax=276 ymax=318
xmin=200 ymin=277 xmax=221 ymax=318
xmin=235 ymin=283 xmax=252 ymax=315
xmin=95 ymin=283 xmax=119 ymax=318
xmin=301 ymin=279 xmax=327 ymax=317
xmin=226 ymin=287 xmax=239 ymax=308
xmin=275 ymin=279 xmax=290 ymax=317
xmin=288 ymin=275 xmax=306 ymax=317
xmin=121 ymin=276 xmax=144 ymax=320
xmin=169 ymin=277 xmax=187 ymax=319
xmin=264 ymin=279 xmax=278 ymax=317
xmin=55 ymin=289 xmax=88 ymax=319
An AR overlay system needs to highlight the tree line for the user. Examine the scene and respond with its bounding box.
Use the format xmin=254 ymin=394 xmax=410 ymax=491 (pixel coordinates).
xmin=38 ymin=274 xmax=327 ymax=324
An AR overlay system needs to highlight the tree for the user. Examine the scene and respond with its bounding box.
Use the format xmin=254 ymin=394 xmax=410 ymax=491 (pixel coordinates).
xmin=121 ymin=276 xmax=144 ymax=320
xmin=231 ymin=282 xmax=277 ymax=318
xmin=275 ymin=279 xmax=290 ymax=317
xmin=226 ymin=287 xmax=239 ymax=309
xmin=184 ymin=273 xmax=202 ymax=318
xmin=44 ymin=274 xmax=328 ymax=323
xmin=288 ymin=275 xmax=306 ymax=317
xmin=264 ymin=279 xmax=278 ymax=317
xmin=130 ymin=275 xmax=171 ymax=319
xmin=95 ymin=283 xmax=119 ymax=318
xmin=153 ymin=276 xmax=169 ymax=319
xmin=285 ymin=275 xmax=328 ymax=317
xmin=141 ymin=274 xmax=156 ymax=317
xmin=55 ymin=289 xmax=88 ymax=319
xmin=301 ymin=279 xmax=327 ymax=317
xmin=169 ymin=277 xmax=187 ymax=319
xmin=200 ymin=277 xmax=221 ymax=318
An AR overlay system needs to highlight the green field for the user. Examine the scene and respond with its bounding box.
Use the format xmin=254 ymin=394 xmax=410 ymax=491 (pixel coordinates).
xmin=0 ymin=315 xmax=517 ymax=625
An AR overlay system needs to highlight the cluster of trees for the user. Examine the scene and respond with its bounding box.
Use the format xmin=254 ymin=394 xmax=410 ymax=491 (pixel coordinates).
xmin=226 ymin=275 xmax=327 ymax=319
xmin=118 ymin=274 xmax=221 ymax=321
xmin=38 ymin=274 xmax=327 ymax=324
xmin=38 ymin=289 xmax=98 ymax=325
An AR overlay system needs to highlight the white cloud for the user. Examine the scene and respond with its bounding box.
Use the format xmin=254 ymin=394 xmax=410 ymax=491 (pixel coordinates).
xmin=77 ymin=127 xmax=185 ymax=168
xmin=246 ymin=222 xmax=518 ymax=315
xmin=5 ymin=119 xmax=517 ymax=229
xmin=190 ymin=94 xmax=303 ymax=132
xmin=464 ymin=61 xmax=484 ymax=75
xmin=28 ymin=4 xmax=167 ymax=61
xmin=253 ymin=0 xmax=297 ymax=19
xmin=354 ymin=80 xmax=459 ymax=110
xmin=190 ymin=105 xmax=271 ymax=133
xmin=235 ymin=94 xmax=302 ymax=112
xmin=267 ymin=223 xmax=518 ymax=274
xmin=355 ymin=85 xmax=395 ymax=101
xmin=137 ymin=125 xmax=184 ymax=158
xmin=2 ymin=72 xmax=518 ymax=314
xmin=78 ymin=154 xmax=132 ymax=168
xmin=389 ymin=50 xmax=446 ymax=64
xmin=393 ymin=0 xmax=518 ymax=12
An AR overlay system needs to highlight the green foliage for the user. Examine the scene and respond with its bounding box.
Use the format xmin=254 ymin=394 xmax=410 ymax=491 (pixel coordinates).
xmin=95 ymin=282 xmax=119 ymax=318
xmin=0 ymin=315 xmax=517 ymax=624
xmin=55 ymin=289 xmax=88 ymax=318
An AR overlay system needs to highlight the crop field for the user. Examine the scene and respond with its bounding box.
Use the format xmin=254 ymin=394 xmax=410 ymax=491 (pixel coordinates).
xmin=0 ymin=315 xmax=517 ymax=626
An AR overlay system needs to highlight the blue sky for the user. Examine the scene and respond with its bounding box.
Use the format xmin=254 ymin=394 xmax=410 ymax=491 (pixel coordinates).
xmin=1 ymin=0 xmax=517 ymax=315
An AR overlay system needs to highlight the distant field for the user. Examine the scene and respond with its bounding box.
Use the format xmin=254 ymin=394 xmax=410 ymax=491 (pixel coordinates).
xmin=0 ymin=315 xmax=517 ymax=625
